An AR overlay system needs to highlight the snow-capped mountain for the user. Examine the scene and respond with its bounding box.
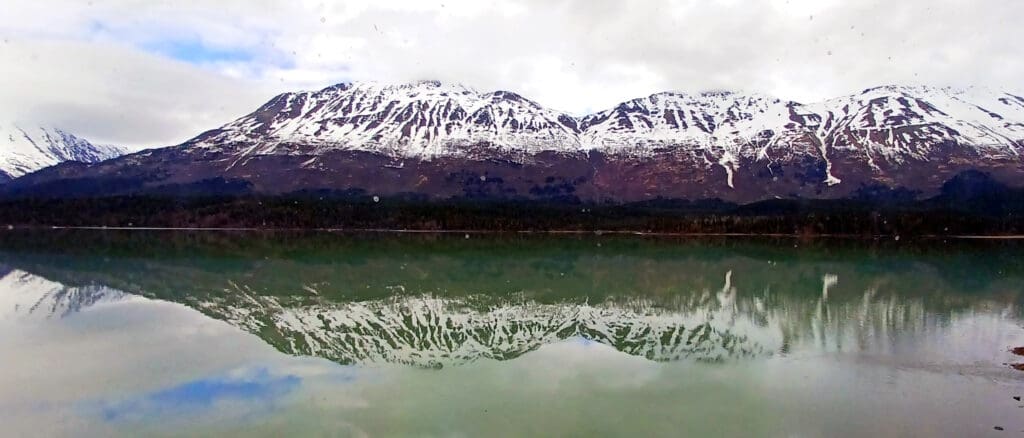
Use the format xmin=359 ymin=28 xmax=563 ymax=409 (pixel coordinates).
xmin=577 ymin=91 xmax=824 ymax=187
xmin=806 ymin=86 xmax=1024 ymax=163
xmin=5 ymin=81 xmax=1024 ymax=202
xmin=189 ymin=81 xmax=1024 ymax=161
xmin=578 ymin=91 xmax=808 ymax=150
xmin=0 ymin=122 xmax=127 ymax=181
xmin=191 ymin=80 xmax=582 ymax=159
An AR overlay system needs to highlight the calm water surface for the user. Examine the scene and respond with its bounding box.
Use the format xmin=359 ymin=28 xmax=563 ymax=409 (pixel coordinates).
xmin=1 ymin=231 xmax=1022 ymax=437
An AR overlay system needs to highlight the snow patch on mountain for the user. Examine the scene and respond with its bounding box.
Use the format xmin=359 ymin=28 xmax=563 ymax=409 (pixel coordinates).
xmin=0 ymin=123 xmax=128 ymax=179
xmin=196 ymin=80 xmax=581 ymax=160
xmin=185 ymin=81 xmax=1024 ymax=190
xmin=578 ymin=91 xmax=805 ymax=154
xmin=805 ymin=86 xmax=1024 ymax=164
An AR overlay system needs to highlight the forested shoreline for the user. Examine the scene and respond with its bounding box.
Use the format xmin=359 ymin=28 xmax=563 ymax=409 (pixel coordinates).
xmin=0 ymin=194 xmax=1021 ymax=236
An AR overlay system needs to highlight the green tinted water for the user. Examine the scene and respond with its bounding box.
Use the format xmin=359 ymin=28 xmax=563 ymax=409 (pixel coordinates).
xmin=1 ymin=231 xmax=1022 ymax=436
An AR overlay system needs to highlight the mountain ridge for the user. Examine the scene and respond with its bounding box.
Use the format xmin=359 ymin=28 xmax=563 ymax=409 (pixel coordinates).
xmin=0 ymin=122 xmax=128 ymax=182
xmin=4 ymin=81 xmax=1024 ymax=203
xmin=184 ymin=80 xmax=1024 ymax=171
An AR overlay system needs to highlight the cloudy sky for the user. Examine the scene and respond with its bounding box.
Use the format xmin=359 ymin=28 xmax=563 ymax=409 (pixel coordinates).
xmin=1 ymin=0 xmax=1021 ymax=149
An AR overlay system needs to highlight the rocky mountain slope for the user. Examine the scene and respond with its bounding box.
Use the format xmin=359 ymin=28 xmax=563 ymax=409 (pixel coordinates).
xmin=0 ymin=123 xmax=127 ymax=182
xmin=5 ymin=82 xmax=1024 ymax=202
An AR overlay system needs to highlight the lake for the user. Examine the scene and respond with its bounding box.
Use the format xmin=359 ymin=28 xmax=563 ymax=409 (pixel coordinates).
xmin=1 ymin=231 xmax=1022 ymax=437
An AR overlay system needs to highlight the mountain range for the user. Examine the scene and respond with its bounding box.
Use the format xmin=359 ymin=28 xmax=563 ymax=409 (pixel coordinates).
xmin=0 ymin=122 xmax=127 ymax=183
xmin=4 ymin=81 xmax=1024 ymax=202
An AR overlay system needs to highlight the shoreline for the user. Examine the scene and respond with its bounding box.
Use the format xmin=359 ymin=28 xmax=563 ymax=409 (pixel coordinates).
xmin=8 ymin=226 xmax=1024 ymax=240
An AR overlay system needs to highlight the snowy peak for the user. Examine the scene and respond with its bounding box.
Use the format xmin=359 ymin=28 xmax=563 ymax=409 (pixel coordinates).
xmin=578 ymin=91 xmax=806 ymax=152
xmin=197 ymin=80 xmax=582 ymax=157
xmin=193 ymin=81 xmax=1024 ymax=162
xmin=0 ymin=122 xmax=127 ymax=180
xmin=809 ymin=85 xmax=1024 ymax=162
xmin=169 ymin=81 xmax=1024 ymax=194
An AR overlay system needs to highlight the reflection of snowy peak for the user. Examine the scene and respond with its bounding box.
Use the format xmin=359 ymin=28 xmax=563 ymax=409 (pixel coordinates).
xmin=0 ymin=269 xmax=126 ymax=319
xmin=1 ymin=260 xmax=1014 ymax=369
xmin=193 ymin=291 xmax=779 ymax=367
xmin=178 ymin=270 xmax=968 ymax=367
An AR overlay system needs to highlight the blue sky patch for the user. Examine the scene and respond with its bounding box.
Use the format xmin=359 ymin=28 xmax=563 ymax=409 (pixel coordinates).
xmin=144 ymin=39 xmax=255 ymax=64
xmin=87 ymin=19 xmax=256 ymax=65
xmin=98 ymin=368 xmax=300 ymax=423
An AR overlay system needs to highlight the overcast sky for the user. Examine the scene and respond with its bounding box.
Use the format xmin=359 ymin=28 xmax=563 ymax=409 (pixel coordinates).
xmin=1 ymin=0 xmax=1021 ymax=149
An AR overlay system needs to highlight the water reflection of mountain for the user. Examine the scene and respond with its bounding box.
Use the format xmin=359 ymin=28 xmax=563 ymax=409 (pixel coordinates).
xmin=198 ymin=283 xmax=775 ymax=366
xmin=0 ymin=268 xmax=126 ymax=319
xmin=0 ymin=231 xmax=1021 ymax=366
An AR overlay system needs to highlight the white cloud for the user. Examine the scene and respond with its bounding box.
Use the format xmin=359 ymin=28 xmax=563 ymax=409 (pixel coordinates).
xmin=0 ymin=40 xmax=272 ymax=148
xmin=1 ymin=0 xmax=1021 ymax=148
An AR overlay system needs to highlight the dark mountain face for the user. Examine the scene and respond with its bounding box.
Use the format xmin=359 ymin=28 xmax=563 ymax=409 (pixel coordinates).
xmin=3 ymin=82 xmax=1023 ymax=203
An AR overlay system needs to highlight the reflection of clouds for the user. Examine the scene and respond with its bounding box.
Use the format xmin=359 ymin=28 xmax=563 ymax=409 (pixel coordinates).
xmin=3 ymin=354 xmax=367 ymax=437
xmin=0 ymin=269 xmax=298 ymax=436
xmin=514 ymin=337 xmax=662 ymax=390
xmin=92 ymin=367 xmax=301 ymax=423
